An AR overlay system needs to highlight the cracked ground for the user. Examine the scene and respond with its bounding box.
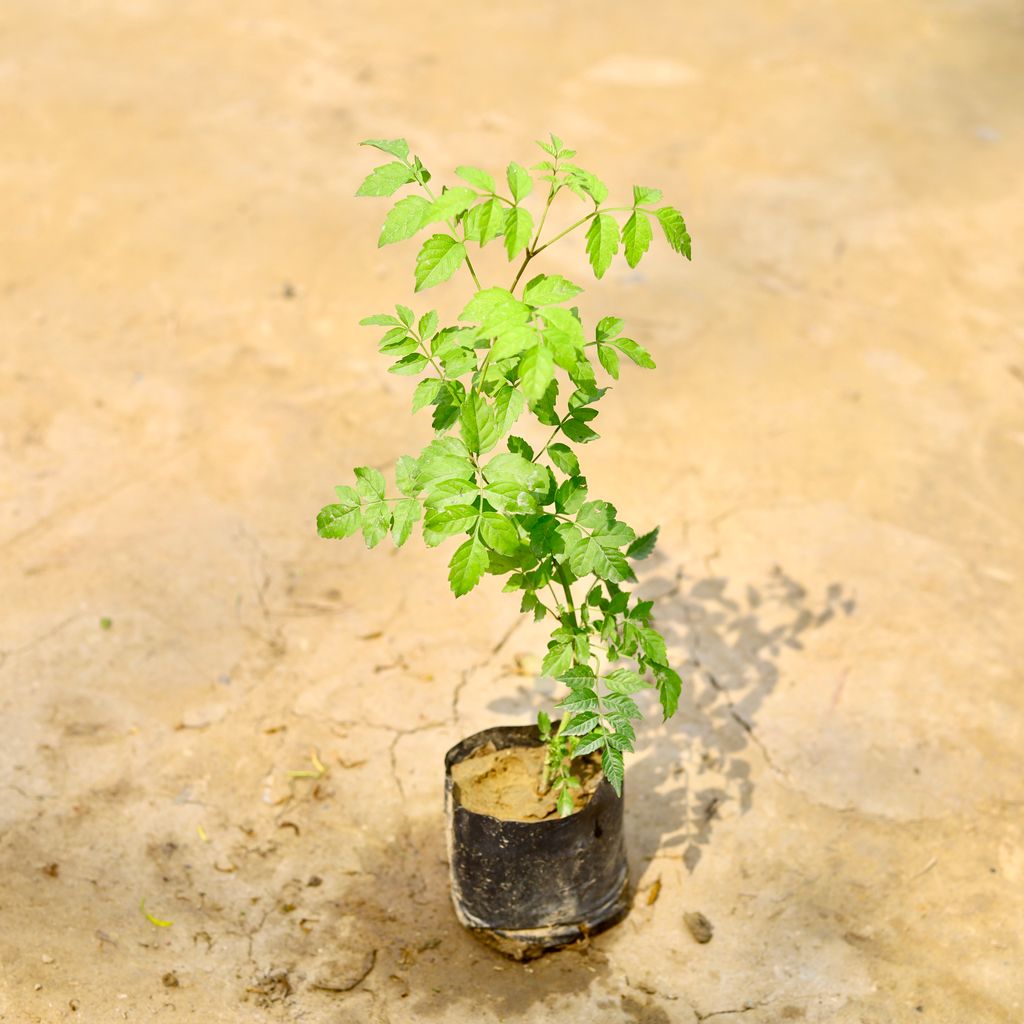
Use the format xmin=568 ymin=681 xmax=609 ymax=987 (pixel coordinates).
xmin=1 ymin=2 xmax=1023 ymax=1022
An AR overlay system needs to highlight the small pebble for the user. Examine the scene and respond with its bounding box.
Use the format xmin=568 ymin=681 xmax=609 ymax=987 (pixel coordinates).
xmin=684 ymin=911 xmax=714 ymax=944
xmin=41 ymin=955 xmax=55 ymax=964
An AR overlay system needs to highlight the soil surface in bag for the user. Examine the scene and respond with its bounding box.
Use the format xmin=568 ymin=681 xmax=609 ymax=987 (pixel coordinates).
xmin=450 ymin=743 xmax=603 ymax=821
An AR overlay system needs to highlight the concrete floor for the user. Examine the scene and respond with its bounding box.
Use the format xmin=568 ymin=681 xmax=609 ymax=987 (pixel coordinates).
xmin=1 ymin=2 xmax=1022 ymax=1021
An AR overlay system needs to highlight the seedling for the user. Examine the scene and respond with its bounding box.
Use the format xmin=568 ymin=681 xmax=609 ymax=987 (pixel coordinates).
xmin=318 ymin=134 xmax=691 ymax=812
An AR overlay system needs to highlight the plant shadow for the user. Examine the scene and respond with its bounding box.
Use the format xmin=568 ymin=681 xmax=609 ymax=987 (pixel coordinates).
xmin=630 ymin=558 xmax=854 ymax=873
xmin=487 ymin=559 xmax=854 ymax=874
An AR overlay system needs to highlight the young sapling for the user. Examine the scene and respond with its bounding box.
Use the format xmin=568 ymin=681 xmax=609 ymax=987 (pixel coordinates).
xmin=318 ymin=133 xmax=691 ymax=815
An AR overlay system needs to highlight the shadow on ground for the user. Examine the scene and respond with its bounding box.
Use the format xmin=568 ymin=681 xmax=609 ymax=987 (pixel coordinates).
xmin=488 ymin=562 xmax=854 ymax=874
xmin=632 ymin=560 xmax=854 ymax=872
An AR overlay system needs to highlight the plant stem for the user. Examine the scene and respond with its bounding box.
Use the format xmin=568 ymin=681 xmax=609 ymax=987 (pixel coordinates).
xmin=530 ymin=206 xmax=635 ymax=257
xmin=555 ymin=563 xmax=578 ymax=629
xmin=509 ymin=162 xmax=560 ymax=292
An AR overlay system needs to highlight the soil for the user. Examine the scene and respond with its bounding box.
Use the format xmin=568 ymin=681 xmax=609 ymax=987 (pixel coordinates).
xmin=451 ymin=745 xmax=603 ymax=821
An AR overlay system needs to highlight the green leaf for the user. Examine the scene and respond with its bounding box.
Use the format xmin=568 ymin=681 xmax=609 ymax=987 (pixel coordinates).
xmin=440 ymin=345 xmax=476 ymax=378
xmin=568 ymin=535 xmax=613 ymax=579
xmin=610 ymin=336 xmax=656 ymax=369
xmin=562 ymin=417 xmax=599 ymax=444
xmin=562 ymin=713 xmax=600 ymax=737
xmin=541 ymin=307 xmax=584 ymax=370
xmin=489 ymin=324 xmax=540 ymax=364
xmin=378 ymin=195 xmax=431 ymax=247
xmin=460 ymin=393 xmax=499 ymax=454
xmin=524 ymin=274 xmax=583 ymax=307
xmin=507 ymin=435 xmax=534 ymax=460
xmin=593 ymin=519 xmax=635 ymax=549
xmin=538 ymin=709 xmax=552 ymax=738
xmin=354 ymin=466 xmax=386 ymax=501
xmin=395 ymin=455 xmax=421 ymax=496
xmin=506 ymin=161 xmax=533 ymax=202
xmin=428 ymin=186 xmax=477 ymax=223
xmin=577 ymin=500 xmax=616 ymax=530
xmin=633 ymin=185 xmax=663 ymax=206
xmin=622 ymin=211 xmax=653 ymax=268
xmin=547 ymin=443 xmax=579 ymax=477
xmin=459 ymin=288 xmax=530 ymax=333
xmin=556 ymin=688 xmax=600 ymax=713
xmin=456 ymin=165 xmax=495 ymax=191
xmin=448 ymin=536 xmax=489 ymax=597
xmin=574 ymin=733 xmax=608 ymax=757
xmin=482 ymin=452 xmax=549 ymax=513
xmin=417 ymin=437 xmax=475 ymax=486
xmin=596 ymin=316 xmax=624 ymax=342
xmin=555 ymin=475 xmax=588 ymax=515
xmin=360 ymin=500 xmax=392 ymax=548
xmin=389 ymin=352 xmax=428 ymax=375
xmin=423 ymin=504 xmax=479 ymax=547
xmin=359 ymin=138 xmax=409 ymax=160
xmin=391 ymin=497 xmax=421 ymax=547
xmin=556 ymin=786 xmax=575 ymax=818
xmin=378 ymin=327 xmax=415 ymax=354
xmin=604 ymin=692 xmax=642 ymax=719
xmin=493 ymin=385 xmax=526 ymax=435
xmin=479 ymin=514 xmax=520 ymax=555
xmin=627 ymin=526 xmax=659 ymax=560
xmin=654 ymin=665 xmax=682 ymax=720
xmin=481 ymin=452 xmax=548 ymax=490
xmin=419 ymin=310 xmax=438 ymax=339
xmin=415 ymin=235 xmax=467 ymax=291
xmin=503 ymin=205 xmax=534 ymax=260
xmin=602 ymin=747 xmax=624 ymax=795
xmin=585 ymin=214 xmax=620 ymax=279
xmin=317 ymin=490 xmax=361 ymax=538
xmin=565 ymin=166 xmax=608 ymax=204
xmin=637 ymin=626 xmax=668 ymax=666
xmin=519 ymin=343 xmax=555 ymax=402
xmin=545 ymin=642 xmax=573 ymax=677
xmin=396 ymin=304 xmax=415 ymax=327
xmin=605 ymin=668 xmax=648 ymax=695
xmin=463 ymin=199 xmax=505 ymax=244
xmin=356 ymin=161 xmax=415 ymax=197
xmin=360 ymin=313 xmax=401 ymax=327
xmin=557 ymin=664 xmax=596 ymax=689
xmin=597 ymin=343 xmax=620 ymax=378
xmin=656 ymin=206 xmax=692 ymax=259
xmin=605 ymin=720 xmax=636 ymax=752
xmin=411 ymin=377 xmax=443 ymax=413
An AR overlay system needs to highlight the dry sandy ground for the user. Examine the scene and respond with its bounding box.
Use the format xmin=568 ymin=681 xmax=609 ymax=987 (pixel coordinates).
xmin=2 ymin=2 xmax=1023 ymax=1022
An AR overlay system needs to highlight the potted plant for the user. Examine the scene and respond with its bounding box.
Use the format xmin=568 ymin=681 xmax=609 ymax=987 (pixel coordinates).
xmin=317 ymin=134 xmax=691 ymax=959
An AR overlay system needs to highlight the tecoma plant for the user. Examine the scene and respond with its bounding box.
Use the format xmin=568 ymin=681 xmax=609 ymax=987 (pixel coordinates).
xmin=318 ymin=134 xmax=692 ymax=816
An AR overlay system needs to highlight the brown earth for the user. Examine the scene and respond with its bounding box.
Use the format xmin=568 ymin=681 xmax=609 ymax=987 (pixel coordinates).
xmin=450 ymin=745 xmax=602 ymax=821
xmin=2 ymin=2 xmax=1023 ymax=1023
